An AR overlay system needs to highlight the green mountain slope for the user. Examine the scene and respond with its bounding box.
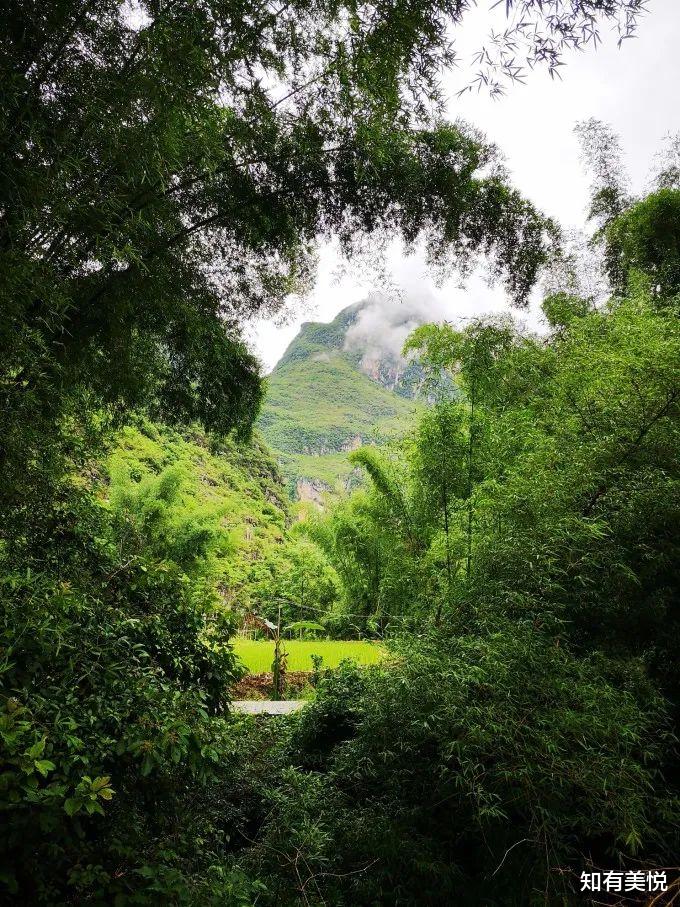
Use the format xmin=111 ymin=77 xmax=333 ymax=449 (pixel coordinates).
xmin=259 ymin=300 xmax=424 ymax=499
xmin=106 ymin=420 xmax=289 ymax=608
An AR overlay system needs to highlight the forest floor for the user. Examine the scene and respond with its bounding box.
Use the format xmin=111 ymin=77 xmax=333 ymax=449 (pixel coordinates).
xmin=231 ymin=670 xmax=313 ymax=700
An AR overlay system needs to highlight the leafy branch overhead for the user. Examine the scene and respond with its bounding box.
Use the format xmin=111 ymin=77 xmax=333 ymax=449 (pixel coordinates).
xmin=2 ymin=1 xmax=642 ymax=484
xmin=463 ymin=0 xmax=647 ymax=96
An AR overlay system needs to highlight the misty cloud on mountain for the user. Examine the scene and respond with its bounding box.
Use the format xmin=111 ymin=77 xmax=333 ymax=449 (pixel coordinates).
xmin=343 ymin=289 xmax=450 ymax=366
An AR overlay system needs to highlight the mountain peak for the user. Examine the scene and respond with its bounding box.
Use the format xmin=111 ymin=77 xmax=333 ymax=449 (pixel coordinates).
xmin=274 ymin=296 xmax=426 ymax=397
xmin=259 ymin=297 xmax=425 ymax=498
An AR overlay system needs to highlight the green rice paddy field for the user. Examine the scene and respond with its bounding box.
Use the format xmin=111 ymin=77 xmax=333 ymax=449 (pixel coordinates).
xmin=233 ymin=639 xmax=385 ymax=673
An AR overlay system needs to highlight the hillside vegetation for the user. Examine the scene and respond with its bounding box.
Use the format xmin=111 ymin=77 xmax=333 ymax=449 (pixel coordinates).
xmin=107 ymin=421 xmax=289 ymax=615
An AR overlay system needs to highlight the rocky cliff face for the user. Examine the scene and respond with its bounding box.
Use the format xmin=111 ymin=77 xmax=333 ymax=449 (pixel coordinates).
xmin=357 ymin=352 xmax=424 ymax=396
xmin=295 ymin=478 xmax=328 ymax=505
xmin=258 ymin=298 xmax=426 ymax=499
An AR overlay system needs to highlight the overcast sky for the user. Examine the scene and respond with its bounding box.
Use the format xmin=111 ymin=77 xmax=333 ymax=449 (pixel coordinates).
xmin=249 ymin=0 xmax=680 ymax=371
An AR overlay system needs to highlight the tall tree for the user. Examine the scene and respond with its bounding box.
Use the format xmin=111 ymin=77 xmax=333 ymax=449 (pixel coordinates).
xmin=405 ymin=318 xmax=515 ymax=581
xmin=577 ymin=119 xmax=680 ymax=302
xmin=410 ymin=402 xmax=467 ymax=623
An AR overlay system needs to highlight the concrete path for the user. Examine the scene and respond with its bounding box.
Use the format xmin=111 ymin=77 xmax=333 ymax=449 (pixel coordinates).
xmin=231 ymin=699 xmax=307 ymax=715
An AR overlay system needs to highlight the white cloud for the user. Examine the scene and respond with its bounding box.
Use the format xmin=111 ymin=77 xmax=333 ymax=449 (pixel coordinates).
xmin=343 ymin=288 xmax=449 ymax=364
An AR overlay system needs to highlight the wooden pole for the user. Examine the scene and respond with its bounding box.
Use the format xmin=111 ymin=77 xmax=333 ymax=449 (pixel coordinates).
xmin=272 ymin=600 xmax=283 ymax=700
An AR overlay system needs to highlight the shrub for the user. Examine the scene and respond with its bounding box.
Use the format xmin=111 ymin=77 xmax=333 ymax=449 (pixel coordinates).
xmin=0 ymin=481 xmax=249 ymax=904
xmin=249 ymin=631 xmax=676 ymax=905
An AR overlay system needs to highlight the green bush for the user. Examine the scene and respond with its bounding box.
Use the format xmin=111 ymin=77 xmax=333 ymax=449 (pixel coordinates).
xmin=249 ymin=633 xmax=676 ymax=905
xmin=0 ymin=480 xmax=252 ymax=904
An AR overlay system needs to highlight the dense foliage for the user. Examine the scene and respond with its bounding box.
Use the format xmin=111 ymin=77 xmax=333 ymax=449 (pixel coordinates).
xmin=108 ymin=420 xmax=289 ymax=609
xmin=0 ymin=471 xmax=254 ymax=902
xmin=274 ymin=195 xmax=680 ymax=902
xmin=247 ymin=640 xmax=672 ymax=904
xmin=3 ymin=1 xmax=678 ymax=904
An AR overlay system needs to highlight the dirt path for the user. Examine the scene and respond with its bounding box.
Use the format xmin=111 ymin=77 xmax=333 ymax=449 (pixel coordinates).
xmin=231 ymin=699 xmax=307 ymax=715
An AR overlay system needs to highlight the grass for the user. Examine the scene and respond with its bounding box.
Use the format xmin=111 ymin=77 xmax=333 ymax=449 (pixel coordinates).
xmin=233 ymin=638 xmax=385 ymax=674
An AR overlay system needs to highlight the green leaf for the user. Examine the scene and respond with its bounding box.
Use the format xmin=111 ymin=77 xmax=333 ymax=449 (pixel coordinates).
xmin=64 ymin=797 xmax=80 ymax=816
xmin=26 ymin=737 xmax=46 ymax=760
xmin=34 ymin=760 xmax=56 ymax=777
xmin=285 ymin=620 xmax=325 ymax=632
xmin=91 ymin=775 xmax=111 ymax=792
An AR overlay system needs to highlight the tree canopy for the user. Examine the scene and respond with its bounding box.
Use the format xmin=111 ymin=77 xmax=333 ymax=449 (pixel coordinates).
xmin=1 ymin=1 xmax=648 ymax=511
